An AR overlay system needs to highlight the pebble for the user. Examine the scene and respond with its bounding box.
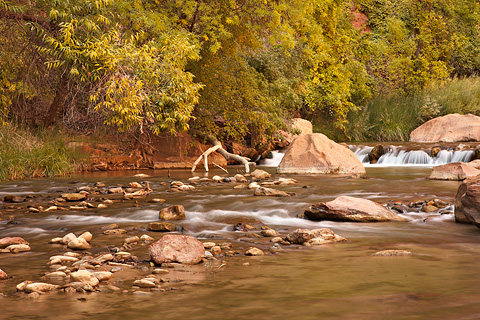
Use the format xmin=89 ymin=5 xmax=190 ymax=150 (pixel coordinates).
xmin=7 ymin=244 xmax=31 ymax=253
xmin=133 ymin=279 xmax=156 ymax=288
xmin=203 ymin=242 xmax=217 ymax=249
xmin=373 ymin=250 xmax=412 ymax=256
xmin=24 ymin=282 xmax=60 ymax=293
xmin=152 ymin=269 xmax=169 ymax=274
xmin=94 ymin=271 xmax=114 ymax=282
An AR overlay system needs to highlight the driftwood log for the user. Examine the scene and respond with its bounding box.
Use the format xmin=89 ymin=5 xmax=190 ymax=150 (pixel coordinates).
xmin=190 ymin=131 xmax=254 ymax=173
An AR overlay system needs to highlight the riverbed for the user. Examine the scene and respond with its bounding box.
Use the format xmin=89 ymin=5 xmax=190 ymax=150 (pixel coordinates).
xmin=1 ymin=167 xmax=480 ymax=319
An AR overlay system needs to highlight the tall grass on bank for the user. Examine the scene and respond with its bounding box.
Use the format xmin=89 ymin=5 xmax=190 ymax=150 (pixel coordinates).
xmin=0 ymin=125 xmax=81 ymax=181
xmin=346 ymin=77 xmax=480 ymax=142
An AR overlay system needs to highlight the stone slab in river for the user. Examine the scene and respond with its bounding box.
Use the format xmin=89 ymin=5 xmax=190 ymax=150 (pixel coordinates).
xmin=455 ymin=175 xmax=480 ymax=226
xmin=410 ymin=114 xmax=480 ymax=142
xmin=429 ymin=162 xmax=480 ymax=180
xmin=148 ymin=234 xmax=204 ymax=265
xmin=277 ymin=133 xmax=366 ymax=174
xmin=304 ymin=196 xmax=407 ymax=222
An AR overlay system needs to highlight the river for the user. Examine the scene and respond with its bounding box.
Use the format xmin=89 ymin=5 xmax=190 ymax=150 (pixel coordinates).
xmin=1 ymin=166 xmax=480 ymax=319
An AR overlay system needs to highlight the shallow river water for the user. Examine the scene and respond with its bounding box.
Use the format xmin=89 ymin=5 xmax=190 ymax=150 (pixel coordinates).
xmin=1 ymin=166 xmax=480 ymax=320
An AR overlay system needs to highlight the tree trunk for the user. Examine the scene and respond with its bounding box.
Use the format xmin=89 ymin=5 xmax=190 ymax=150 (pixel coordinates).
xmin=44 ymin=74 xmax=68 ymax=126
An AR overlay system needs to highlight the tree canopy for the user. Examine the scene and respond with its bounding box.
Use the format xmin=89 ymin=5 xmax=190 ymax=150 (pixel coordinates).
xmin=1 ymin=0 xmax=479 ymax=141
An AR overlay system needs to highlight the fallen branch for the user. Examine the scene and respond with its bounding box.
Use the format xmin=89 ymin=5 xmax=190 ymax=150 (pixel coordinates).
xmin=212 ymin=162 xmax=229 ymax=174
xmin=190 ymin=130 xmax=253 ymax=173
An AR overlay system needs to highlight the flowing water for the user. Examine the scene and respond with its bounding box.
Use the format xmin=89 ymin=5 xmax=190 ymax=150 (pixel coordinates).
xmin=1 ymin=166 xmax=480 ymax=319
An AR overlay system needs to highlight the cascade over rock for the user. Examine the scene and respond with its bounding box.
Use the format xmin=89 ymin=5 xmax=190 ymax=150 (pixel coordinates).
xmin=410 ymin=114 xmax=480 ymax=142
xmin=454 ymin=175 xmax=480 ymax=226
xmin=277 ymin=133 xmax=365 ymax=174
xmin=304 ymin=196 xmax=407 ymax=222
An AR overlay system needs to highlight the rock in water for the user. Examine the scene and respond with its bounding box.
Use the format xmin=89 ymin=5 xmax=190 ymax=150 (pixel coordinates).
xmin=455 ymin=175 xmax=480 ymax=226
xmin=159 ymin=205 xmax=186 ymax=220
xmin=304 ymin=196 xmax=407 ymax=222
xmin=286 ymin=228 xmax=346 ymax=245
xmin=429 ymin=162 xmax=480 ymax=180
xmin=69 ymin=270 xmax=99 ymax=287
xmin=253 ymin=187 xmax=295 ymax=197
xmin=410 ymin=114 xmax=480 ymax=142
xmin=148 ymin=222 xmax=176 ymax=232
xmin=0 ymin=268 xmax=7 ymax=280
xmin=0 ymin=237 xmax=29 ymax=249
xmin=250 ymin=169 xmax=271 ymax=180
xmin=277 ymin=133 xmax=365 ymax=175
xmin=61 ymin=193 xmax=87 ymax=201
xmin=148 ymin=235 xmax=204 ymax=265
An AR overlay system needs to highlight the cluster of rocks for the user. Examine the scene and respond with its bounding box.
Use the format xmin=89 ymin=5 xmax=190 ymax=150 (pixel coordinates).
xmin=387 ymin=199 xmax=453 ymax=215
xmin=0 ymin=237 xmax=30 ymax=254
xmin=49 ymin=232 xmax=93 ymax=250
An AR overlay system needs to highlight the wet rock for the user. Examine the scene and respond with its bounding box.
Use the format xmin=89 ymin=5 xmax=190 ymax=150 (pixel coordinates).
xmin=67 ymin=238 xmax=91 ymax=250
xmin=133 ymin=279 xmax=156 ymax=288
xmin=0 ymin=237 xmax=29 ymax=248
xmin=203 ymin=242 xmax=216 ymax=249
xmin=159 ymin=205 xmax=186 ymax=220
xmin=24 ymin=282 xmax=60 ymax=293
xmin=140 ymin=234 xmax=155 ymax=242
xmin=79 ymin=232 xmax=93 ymax=242
xmin=410 ymin=113 xmax=480 ymax=142
xmin=210 ymin=246 xmax=222 ymax=255
xmin=123 ymin=236 xmax=140 ymax=245
xmin=148 ymin=234 xmax=204 ymax=265
xmin=248 ymin=182 xmax=261 ymax=189
xmin=273 ymin=178 xmax=298 ymax=185
xmin=69 ymin=270 xmax=99 ymax=287
xmin=61 ymin=193 xmax=87 ymax=202
xmin=254 ymin=187 xmax=295 ymax=197
xmin=148 ymin=222 xmax=176 ymax=232
xmin=368 ymin=145 xmax=385 ymax=164
xmin=49 ymin=255 xmax=79 ymax=264
xmin=94 ymin=271 xmax=113 ymax=282
xmin=92 ymin=253 xmax=114 ymax=264
xmin=108 ymin=187 xmax=124 ymax=194
xmin=97 ymin=203 xmax=108 ymax=209
xmin=0 ymin=268 xmax=7 ymax=280
xmin=373 ymin=250 xmax=412 ymax=256
xmin=277 ymin=133 xmax=366 ymax=175
xmin=261 ymin=228 xmax=281 ymax=237
xmin=245 ymin=247 xmax=264 ymax=256
xmin=61 ymin=233 xmax=77 ymax=245
xmin=3 ymin=195 xmax=24 ymax=203
xmin=103 ymin=229 xmax=127 ymax=235
xmin=128 ymin=182 xmax=143 ymax=189
xmin=304 ymin=196 xmax=407 ymax=222
xmin=422 ymin=205 xmax=439 ymax=213
xmin=286 ymin=228 xmax=346 ymax=245
xmin=44 ymin=271 xmax=68 ymax=283
xmin=250 ymin=169 xmax=271 ymax=180
xmin=429 ymin=162 xmax=480 ymax=180
xmin=455 ymin=175 xmax=480 ymax=225
xmin=234 ymin=174 xmax=247 ymax=183
xmin=212 ymin=176 xmax=223 ymax=183
xmin=7 ymin=244 xmax=31 ymax=253
xmin=152 ymin=268 xmax=169 ymax=274
xmin=390 ymin=204 xmax=410 ymax=213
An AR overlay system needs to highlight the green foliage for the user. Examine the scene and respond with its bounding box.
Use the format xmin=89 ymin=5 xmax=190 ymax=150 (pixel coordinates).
xmin=0 ymin=125 xmax=81 ymax=181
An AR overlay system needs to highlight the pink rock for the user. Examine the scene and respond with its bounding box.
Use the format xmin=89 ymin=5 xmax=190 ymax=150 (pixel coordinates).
xmin=429 ymin=162 xmax=480 ymax=180
xmin=0 ymin=268 xmax=7 ymax=280
xmin=0 ymin=237 xmax=29 ymax=249
xmin=410 ymin=114 xmax=480 ymax=142
xmin=148 ymin=235 xmax=204 ymax=265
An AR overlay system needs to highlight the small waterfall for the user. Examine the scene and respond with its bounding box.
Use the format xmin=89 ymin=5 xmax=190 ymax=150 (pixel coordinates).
xmin=260 ymin=150 xmax=286 ymax=167
xmin=352 ymin=145 xmax=475 ymax=167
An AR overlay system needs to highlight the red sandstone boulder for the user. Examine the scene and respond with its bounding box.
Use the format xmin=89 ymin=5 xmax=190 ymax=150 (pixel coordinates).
xmin=148 ymin=235 xmax=205 ymax=265
xmin=304 ymin=196 xmax=407 ymax=222
xmin=291 ymin=118 xmax=313 ymax=135
xmin=454 ymin=175 xmax=480 ymax=225
xmin=0 ymin=237 xmax=29 ymax=249
xmin=429 ymin=162 xmax=480 ymax=180
xmin=410 ymin=114 xmax=480 ymax=142
xmin=277 ymin=133 xmax=365 ymax=174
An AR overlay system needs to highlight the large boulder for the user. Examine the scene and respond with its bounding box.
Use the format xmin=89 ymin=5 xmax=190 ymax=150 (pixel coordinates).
xmin=454 ymin=175 xmax=480 ymax=226
xmin=304 ymin=196 xmax=407 ymax=222
xmin=148 ymin=235 xmax=205 ymax=265
xmin=277 ymin=133 xmax=366 ymax=174
xmin=291 ymin=118 xmax=313 ymax=135
xmin=410 ymin=114 xmax=480 ymax=142
xmin=429 ymin=162 xmax=480 ymax=180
